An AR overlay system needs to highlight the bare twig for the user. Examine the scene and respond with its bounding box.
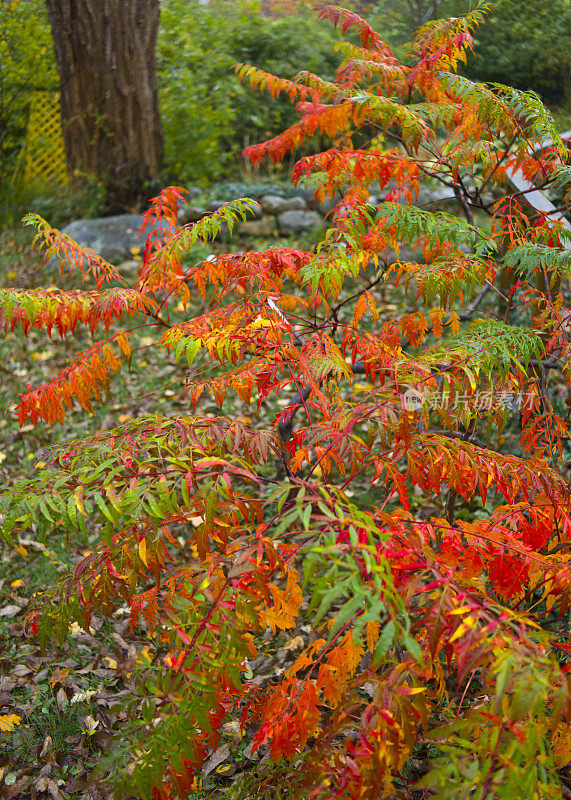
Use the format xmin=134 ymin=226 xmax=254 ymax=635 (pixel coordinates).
xmin=458 ymin=283 xmax=493 ymax=321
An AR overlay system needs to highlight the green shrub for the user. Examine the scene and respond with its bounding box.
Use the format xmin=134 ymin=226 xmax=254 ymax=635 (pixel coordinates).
xmin=460 ymin=0 xmax=571 ymax=104
xmin=1 ymin=172 xmax=105 ymax=229
xmin=158 ymin=0 xmax=339 ymax=187
xmin=157 ymin=0 xmax=243 ymax=187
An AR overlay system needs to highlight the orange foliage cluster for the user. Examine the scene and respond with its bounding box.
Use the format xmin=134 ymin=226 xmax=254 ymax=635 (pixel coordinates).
xmin=2 ymin=4 xmax=571 ymax=799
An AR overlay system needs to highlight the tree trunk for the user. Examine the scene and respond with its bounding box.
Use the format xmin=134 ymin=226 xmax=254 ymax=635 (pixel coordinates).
xmin=45 ymin=0 xmax=163 ymax=213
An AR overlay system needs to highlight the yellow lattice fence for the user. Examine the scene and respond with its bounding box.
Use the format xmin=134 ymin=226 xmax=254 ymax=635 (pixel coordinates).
xmin=22 ymin=91 xmax=68 ymax=187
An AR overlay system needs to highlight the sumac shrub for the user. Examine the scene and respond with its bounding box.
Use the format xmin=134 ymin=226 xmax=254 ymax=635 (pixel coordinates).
xmin=2 ymin=4 xmax=571 ymax=798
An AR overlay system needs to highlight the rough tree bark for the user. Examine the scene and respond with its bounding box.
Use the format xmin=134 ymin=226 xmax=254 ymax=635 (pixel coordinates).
xmin=45 ymin=0 xmax=163 ymax=213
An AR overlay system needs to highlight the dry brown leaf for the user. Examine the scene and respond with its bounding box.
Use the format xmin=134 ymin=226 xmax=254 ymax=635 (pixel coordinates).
xmin=202 ymin=743 xmax=230 ymax=776
xmin=0 ymin=605 xmax=21 ymax=619
xmin=56 ymin=687 xmax=68 ymax=712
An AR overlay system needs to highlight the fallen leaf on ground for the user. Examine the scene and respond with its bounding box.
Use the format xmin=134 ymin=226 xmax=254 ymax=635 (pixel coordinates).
xmin=0 ymin=605 xmax=21 ymax=618
xmin=203 ymin=743 xmax=230 ymax=776
xmin=0 ymin=713 xmax=21 ymax=731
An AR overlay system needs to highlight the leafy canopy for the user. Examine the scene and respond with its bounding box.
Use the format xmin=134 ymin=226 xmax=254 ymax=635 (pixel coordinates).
xmin=2 ymin=3 xmax=571 ymax=799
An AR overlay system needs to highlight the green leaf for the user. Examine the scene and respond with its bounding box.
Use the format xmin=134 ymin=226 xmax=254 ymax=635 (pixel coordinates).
xmin=372 ymin=620 xmax=395 ymax=666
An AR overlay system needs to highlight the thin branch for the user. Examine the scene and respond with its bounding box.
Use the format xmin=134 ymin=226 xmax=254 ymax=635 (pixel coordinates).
xmin=458 ymin=283 xmax=492 ymax=321
xmin=477 ymin=133 xmax=518 ymax=197
xmin=277 ymin=362 xmax=368 ymax=445
xmin=454 ymin=178 xmax=475 ymax=225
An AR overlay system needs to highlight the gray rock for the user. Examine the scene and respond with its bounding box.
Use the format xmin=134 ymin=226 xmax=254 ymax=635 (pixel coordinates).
xmin=207 ymin=200 xmax=229 ymax=213
xmin=206 ymin=198 xmax=261 ymax=219
xmin=260 ymin=195 xmax=307 ymax=214
xmin=118 ymin=259 xmax=140 ymax=277
xmin=214 ymin=220 xmax=232 ymax=241
xmin=238 ymin=218 xmax=276 ymax=238
xmin=178 ymin=205 xmax=207 ymax=224
xmin=297 ymin=185 xmax=343 ymax=215
xmin=185 ymin=186 xmax=202 ymax=200
xmin=295 ymin=186 xmax=316 ymax=206
xmin=277 ymin=210 xmax=324 ymax=235
xmin=241 ymin=199 xmax=263 ymax=220
xmin=314 ymin=195 xmax=340 ymax=216
xmin=260 ymin=195 xmax=287 ymax=214
xmin=283 ymin=196 xmax=307 ymax=211
xmin=54 ymin=214 xmax=176 ymax=266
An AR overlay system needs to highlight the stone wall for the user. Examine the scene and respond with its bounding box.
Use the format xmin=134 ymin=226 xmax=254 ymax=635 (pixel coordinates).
xmin=178 ymin=182 xmax=464 ymax=240
xmin=54 ymin=180 xmax=473 ymax=267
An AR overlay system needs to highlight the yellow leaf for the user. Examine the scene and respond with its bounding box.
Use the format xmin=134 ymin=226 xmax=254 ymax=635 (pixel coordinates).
xmin=250 ymin=316 xmax=273 ymax=329
xmin=449 ymin=615 xmax=474 ymax=643
xmin=74 ymin=486 xmax=87 ymax=517
xmin=116 ymin=332 xmax=131 ymax=359
xmin=448 ymin=605 xmax=473 ymax=616
xmin=138 ymin=645 xmax=153 ymax=663
xmin=103 ymin=656 xmax=118 ymax=669
xmin=82 ymin=714 xmax=99 ymax=735
xmin=69 ymin=622 xmax=85 ymax=636
xmin=138 ymin=538 xmax=148 ymax=567
xmin=0 ymin=714 xmax=21 ymax=732
xmin=14 ymin=545 xmax=27 ymax=558
xmin=10 ymin=580 xmax=24 ymax=588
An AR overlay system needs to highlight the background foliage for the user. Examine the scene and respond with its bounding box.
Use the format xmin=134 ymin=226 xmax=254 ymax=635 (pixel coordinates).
xmin=158 ymin=0 xmax=340 ymax=186
xmin=369 ymin=0 xmax=571 ymax=104
xmin=0 ymin=0 xmax=569 ymax=223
